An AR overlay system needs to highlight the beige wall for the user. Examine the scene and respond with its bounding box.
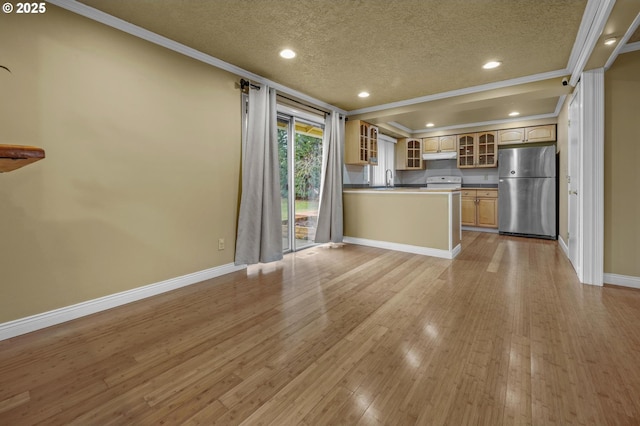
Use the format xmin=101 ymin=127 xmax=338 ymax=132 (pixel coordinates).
xmin=0 ymin=6 xmax=241 ymax=321
xmin=604 ymin=50 xmax=640 ymax=277
xmin=556 ymin=95 xmax=570 ymax=242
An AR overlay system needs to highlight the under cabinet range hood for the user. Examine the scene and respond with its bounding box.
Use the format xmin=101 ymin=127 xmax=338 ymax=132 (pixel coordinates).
xmin=422 ymin=151 xmax=457 ymax=160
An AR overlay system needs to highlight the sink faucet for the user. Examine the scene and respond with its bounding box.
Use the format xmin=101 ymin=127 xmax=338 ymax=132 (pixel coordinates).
xmin=385 ymin=169 xmax=393 ymax=187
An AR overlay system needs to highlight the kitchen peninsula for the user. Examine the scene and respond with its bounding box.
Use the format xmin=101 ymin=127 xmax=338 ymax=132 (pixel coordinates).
xmin=343 ymin=187 xmax=461 ymax=259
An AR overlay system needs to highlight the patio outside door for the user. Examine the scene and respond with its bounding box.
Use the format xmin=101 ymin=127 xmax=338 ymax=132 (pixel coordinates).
xmin=277 ymin=116 xmax=323 ymax=252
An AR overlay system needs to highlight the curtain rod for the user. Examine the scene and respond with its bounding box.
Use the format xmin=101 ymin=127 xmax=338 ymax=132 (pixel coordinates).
xmin=239 ymin=79 xmax=336 ymax=116
xmin=239 ymin=79 xmax=260 ymax=91
xmin=277 ymin=93 xmax=331 ymax=115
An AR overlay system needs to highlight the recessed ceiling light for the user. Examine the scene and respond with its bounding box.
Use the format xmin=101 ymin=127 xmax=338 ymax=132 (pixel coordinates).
xmin=483 ymin=61 xmax=502 ymax=69
xmin=358 ymin=92 xmax=370 ymax=98
xmin=604 ymin=37 xmax=617 ymax=46
xmin=509 ymin=111 xmax=520 ymax=117
xmin=426 ymin=123 xmax=435 ymax=127
xmin=279 ymin=49 xmax=296 ymax=59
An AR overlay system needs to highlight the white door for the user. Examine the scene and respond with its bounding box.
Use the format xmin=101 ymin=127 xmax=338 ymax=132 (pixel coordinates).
xmin=568 ymin=84 xmax=582 ymax=278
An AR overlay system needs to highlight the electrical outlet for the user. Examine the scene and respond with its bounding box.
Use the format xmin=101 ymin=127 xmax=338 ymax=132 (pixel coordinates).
xmin=218 ymin=238 xmax=225 ymax=250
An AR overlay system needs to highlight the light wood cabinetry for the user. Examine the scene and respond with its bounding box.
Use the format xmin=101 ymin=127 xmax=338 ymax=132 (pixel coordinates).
xmin=461 ymin=189 xmax=498 ymax=228
xmin=497 ymin=124 xmax=556 ymax=145
xmin=423 ymin=135 xmax=456 ymax=153
xmin=497 ymin=128 xmax=524 ymax=145
xmin=457 ymin=132 xmax=497 ymax=168
xmin=461 ymin=190 xmax=477 ymax=226
xmin=525 ymin=125 xmax=556 ymax=143
xmin=345 ymin=120 xmax=378 ymax=165
xmin=396 ymin=138 xmax=424 ymax=170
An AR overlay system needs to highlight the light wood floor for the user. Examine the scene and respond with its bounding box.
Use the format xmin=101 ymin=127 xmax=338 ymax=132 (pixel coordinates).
xmin=1 ymin=232 xmax=640 ymax=425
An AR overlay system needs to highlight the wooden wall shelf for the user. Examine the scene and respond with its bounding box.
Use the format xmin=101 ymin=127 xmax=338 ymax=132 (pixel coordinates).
xmin=0 ymin=144 xmax=45 ymax=173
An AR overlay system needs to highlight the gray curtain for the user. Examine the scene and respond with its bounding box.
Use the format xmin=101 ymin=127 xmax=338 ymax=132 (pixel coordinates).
xmin=315 ymin=111 xmax=344 ymax=243
xmin=234 ymin=85 xmax=283 ymax=264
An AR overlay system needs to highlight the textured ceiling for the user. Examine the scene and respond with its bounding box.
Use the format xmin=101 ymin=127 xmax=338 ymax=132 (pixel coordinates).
xmin=76 ymin=0 xmax=640 ymax=133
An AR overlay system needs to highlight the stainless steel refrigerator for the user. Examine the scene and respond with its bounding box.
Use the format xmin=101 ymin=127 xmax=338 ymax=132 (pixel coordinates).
xmin=498 ymin=145 xmax=557 ymax=239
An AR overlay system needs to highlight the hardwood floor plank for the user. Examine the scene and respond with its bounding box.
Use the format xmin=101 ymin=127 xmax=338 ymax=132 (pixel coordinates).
xmin=0 ymin=391 xmax=29 ymax=414
xmin=181 ymin=400 xmax=228 ymax=425
xmin=139 ymin=373 xmax=242 ymax=424
xmin=0 ymin=233 xmax=639 ymax=424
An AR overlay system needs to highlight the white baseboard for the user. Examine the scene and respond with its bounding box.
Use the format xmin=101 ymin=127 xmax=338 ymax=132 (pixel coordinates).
xmin=0 ymin=262 xmax=247 ymax=342
xmin=343 ymin=236 xmax=460 ymax=260
xmin=604 ymin=273 xmax=640 ymax=290
xmin=558 ymin=235 xmax=569 ymax=257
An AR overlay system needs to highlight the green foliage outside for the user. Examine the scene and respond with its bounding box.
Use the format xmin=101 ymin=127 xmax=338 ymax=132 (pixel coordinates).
xmin=278 ymin=129 xmax=322 ymax=202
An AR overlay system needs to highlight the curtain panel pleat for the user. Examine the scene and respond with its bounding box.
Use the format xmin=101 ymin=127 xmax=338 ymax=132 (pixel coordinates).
xmin=235 ymin=86 xmax=283 ymax=264
xmin=315 ymin=112 xmax=344 ymax=243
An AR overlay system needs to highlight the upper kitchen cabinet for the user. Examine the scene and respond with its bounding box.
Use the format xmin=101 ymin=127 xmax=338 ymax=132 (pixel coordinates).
xmin=458 ymin=134 xmax=475 ymax=167
xmin=345 ymin=120 xmax=378 ymax=165
xmin=396 ymin=138 xmax=424 ymax=170
xmin=497 ymin=124 xmax=556 ymax=145
xmin=457 ymin=132 xmax=497 ymax=168
xmin=423 ymin=135 xmax=456 ymax=153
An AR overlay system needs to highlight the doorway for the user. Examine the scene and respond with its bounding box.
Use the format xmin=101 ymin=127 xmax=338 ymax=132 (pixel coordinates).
xmin=277 ymin=114 xmax=324 ymax=253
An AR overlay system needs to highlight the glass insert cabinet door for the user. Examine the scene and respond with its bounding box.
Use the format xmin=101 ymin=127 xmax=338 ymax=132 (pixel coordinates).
xmin=277 ymin=115 xmax=324 ymax=253
xmin=458 ymin=134 xmax=475 ymax=167
xmin=477 ymin=132 xmax=496 ymax=167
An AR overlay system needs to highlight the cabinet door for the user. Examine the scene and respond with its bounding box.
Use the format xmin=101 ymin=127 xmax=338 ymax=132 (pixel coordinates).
xmin=423 ymin=137 xmax=439 ymax=153
xmin=457 ymin=134 xmax=476 ymax=168
xmin=345 ymin=120 xmax=366 ymax=165
xmin=525 ymin=125 xmax=556 ymax=143
xmin=476 ymin=132 xmax=497 ymax=167
xmin=498 ymin=128 xmax=524 ymax=145
xmin=439 ymin=135 xmax=456 ymax=152
xmin=359 ymin=123 xmax=369 ymax=163
xmin=461 ymin=197 xmax=477 ymax=226
xmin=368 ymin=126 xmax=378 ymax=165
xmin=477 ymin=197 xmax=498 ymax=228
xmin=406 ymin=139 xmax=422 ymax=169
xmin=395 ymin=139 xmax=407 ymax=170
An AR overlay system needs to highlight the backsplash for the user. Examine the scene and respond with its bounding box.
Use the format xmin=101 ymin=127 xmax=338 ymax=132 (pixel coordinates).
xmin=396 ymin=159 xmax=499 ymax=185
xmin=343 ymin=160 xmax=499 ymax=186
xmin=343 ymin=164 xmax=368 ymax=185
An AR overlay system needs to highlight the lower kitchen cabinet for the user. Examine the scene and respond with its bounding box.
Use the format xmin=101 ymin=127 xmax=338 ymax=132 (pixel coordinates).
xmin=461 ymin=189 xmax=498 ymax=228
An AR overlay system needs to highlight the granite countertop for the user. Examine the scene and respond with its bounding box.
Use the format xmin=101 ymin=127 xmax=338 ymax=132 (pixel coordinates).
xmin=343 ymin=187 xmax=460 ymax=193
xmin=461 ymin=184 xmax=498 ymax=188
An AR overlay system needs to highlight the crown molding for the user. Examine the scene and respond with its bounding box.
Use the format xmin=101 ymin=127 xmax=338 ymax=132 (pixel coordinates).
xmin=346 ymin=69 xmax=567 ymax=117
xmin=47 ymin=0 xmax=347 ymax=115
xmin=606 ymin=12 xmax=640 ymax=68
xmin=568 ymin=0 xmax=616 ymax=86
xmin=621 ymin=41 xmax=640 ymax=54
xmin=385 ymin=121 xmax=414 ymax=134
xmin=554 ymin=94 xmax=568 ymax=116
xmin=566 ymin=0 xmax=602 ymax=73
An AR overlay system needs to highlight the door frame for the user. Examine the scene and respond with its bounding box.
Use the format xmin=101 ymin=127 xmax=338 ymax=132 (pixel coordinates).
xmin=567 ymin=83 xmax=582 ymax=279
xmin=567 ymin=69 xmax=605 ymax=286
xmin=277 ymin=105 xmax=325 ymax=253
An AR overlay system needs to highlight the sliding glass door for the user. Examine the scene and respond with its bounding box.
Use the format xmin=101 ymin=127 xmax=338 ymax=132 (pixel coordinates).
xmin=277 ymin=114 xmax=323 ymax=252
